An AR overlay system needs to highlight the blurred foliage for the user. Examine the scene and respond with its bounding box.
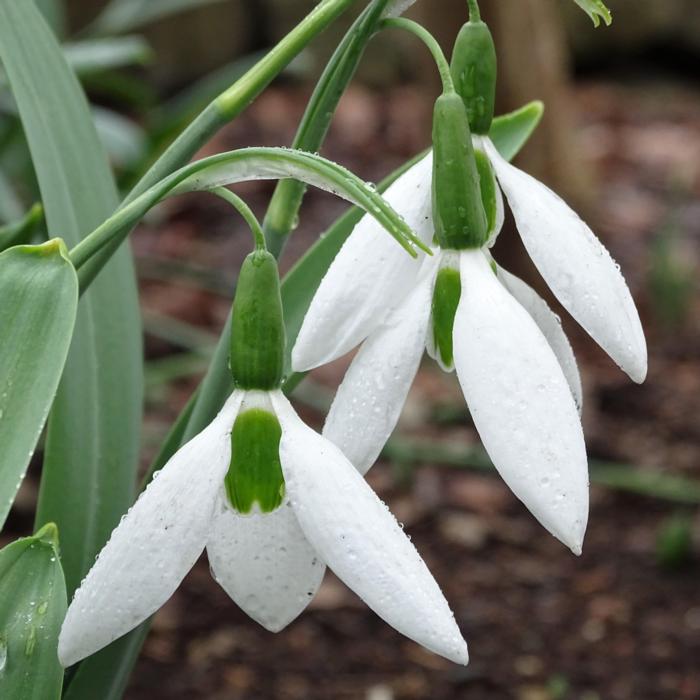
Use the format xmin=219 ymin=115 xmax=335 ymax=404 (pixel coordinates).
xmin=649 ymin=224 xmax=695 ymax=329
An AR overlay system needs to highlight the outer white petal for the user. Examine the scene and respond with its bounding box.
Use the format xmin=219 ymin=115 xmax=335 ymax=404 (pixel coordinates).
xmin=483 ymin=137 xmax=647 ymax=383
xmin=454 ymin=251 xmax=588 ymax=554
xmin=497 ymin=266 xmax=583 ymax=413
xmin=322 ymin=256 xmax=438 ymax=475
xmin=292 ymin=153 xmax=434 ymax=371
xmin=58 ymin=392 xmax=243 ymax=667
xmin=207 ymin=492 xmax=325 ymax=632
xmin=271 ymin=392 xmax=468 ymax=665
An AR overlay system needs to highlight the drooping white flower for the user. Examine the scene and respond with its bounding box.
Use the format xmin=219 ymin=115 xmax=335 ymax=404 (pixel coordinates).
xmin=58 ymin=389 xmax=468 ymax=668
xmin=293 ymin=133 xmax=646 ymax=555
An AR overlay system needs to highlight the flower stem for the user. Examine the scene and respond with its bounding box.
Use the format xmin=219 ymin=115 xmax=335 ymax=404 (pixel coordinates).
xmin=380 ymin=17 xmax=455 ymax=94
xmin=467 ymin=0 xmax=481 ymax=22
xmin=210 ymin=187 xmax=266 ymax=251
xmin=262 ymin=0 xmax=391 ymax=258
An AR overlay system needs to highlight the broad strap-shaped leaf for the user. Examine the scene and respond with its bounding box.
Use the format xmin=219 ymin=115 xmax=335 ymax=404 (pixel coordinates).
xmin=0 ymin=0 xmax=143 ymax=595
xmin=0 ymin=524 xmax=67 ymax=700
xmin=488 ymin=101 xmax=544 ymax=163
xmin=0 ymin=241 xmax=78 ymax=527
xmin=72 ymin=147 xmax=428 ymax=282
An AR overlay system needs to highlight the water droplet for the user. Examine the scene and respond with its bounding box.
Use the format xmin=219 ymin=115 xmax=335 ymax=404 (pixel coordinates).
xmin=0 ymin=636 xmax=7 ymax=672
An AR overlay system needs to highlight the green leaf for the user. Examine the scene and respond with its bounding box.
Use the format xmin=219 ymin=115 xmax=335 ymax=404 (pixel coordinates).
xmin=92 ymin=107 xmax=148 ymax=172
xmin=88 ymin=0 xmax=229 ymax=36
xmin=488 ymin=101 xmax=544 ymax=162
xmin=0 ymin=241 xmax=78 ymax=526
xmin=0 ymin=523 xmax=67 ymax=700
xmin=573 ymin=0 xmax=612 ymax=27
xmin=0 ymin=203 xmax=43 ymax=253
xmin=34 ymin=0 xmax=65 ymax=35
xmin=71 ymin=147 xmax=429 ymax=282
xmin=62 ymin=37 xmax=153 ymax=76
xmin=0 ymin=0 xmax=143 ymax=596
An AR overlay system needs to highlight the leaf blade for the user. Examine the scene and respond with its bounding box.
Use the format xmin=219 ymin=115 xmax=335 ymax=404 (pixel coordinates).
xmin=0 ymin=524 xmax=67 ymax=700
xmin=0 ymin=242 xmax=78 ymax=526
xmin=488 ymin=101 xmax=544 ymax=162
xmin=0 ymin=0 xmax=144 ymax=596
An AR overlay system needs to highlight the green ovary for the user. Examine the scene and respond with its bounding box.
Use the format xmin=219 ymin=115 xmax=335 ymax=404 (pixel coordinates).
xmin=474 ymin=149 xmax=498 ymax=234
xmin=225 ymin=408 xmax=285 ymax=514
xmin=432 ymin=266 xmax=462 ymax=369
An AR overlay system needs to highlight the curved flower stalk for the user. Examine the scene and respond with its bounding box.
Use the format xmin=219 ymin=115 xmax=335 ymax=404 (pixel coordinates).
xmin=59 ymin=212 xmax=467 ymax=669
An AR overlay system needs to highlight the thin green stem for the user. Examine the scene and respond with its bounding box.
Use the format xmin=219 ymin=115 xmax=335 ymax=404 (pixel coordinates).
xmin=262 ymin=0 xmax=390 ymax=257
xmin=467 ymin=0 xmax=481 ymax=22
xmin=380 ymin=17 xmax=454 ymax=94
xmin=210 ymin=187 xmax=266 ymax=251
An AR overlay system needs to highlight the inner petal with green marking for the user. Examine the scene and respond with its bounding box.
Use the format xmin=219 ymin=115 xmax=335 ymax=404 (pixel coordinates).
xmin=225 ymin=394 xmax=285 ymax=514
xmin=431 ymin=255 xmax=462 ymax=370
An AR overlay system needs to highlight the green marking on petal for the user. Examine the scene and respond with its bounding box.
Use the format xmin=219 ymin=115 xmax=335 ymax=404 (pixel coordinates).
xmin=474 ymin=149 xmax=497 ymax=235
xmin=225 ymin=408 xmax=285 ymax=514
xmin=432 ymin=265 xmax=462 ymax=369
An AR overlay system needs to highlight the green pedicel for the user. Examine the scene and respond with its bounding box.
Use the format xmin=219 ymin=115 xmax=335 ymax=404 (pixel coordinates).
xmin=432 ymin=265 xmax=462 ymax=369
xmin=225 ymin=407 xmax=285 ymax=514
xmin=229 ymin=249 xmax=286 ymax=390
xmin=474 ymin=148 xmax=498 ymax=234
xmin=432 ymin=92 xmax=488 ymax=250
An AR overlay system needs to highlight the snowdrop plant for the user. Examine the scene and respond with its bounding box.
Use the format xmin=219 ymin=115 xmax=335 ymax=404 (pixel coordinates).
xmin=58 ymin=203 xmax=467 ymax=667
xmin=0 ymin=0 xmax=618 ymax=694
xmin=293 ymin=6 xmax=644 ymax=554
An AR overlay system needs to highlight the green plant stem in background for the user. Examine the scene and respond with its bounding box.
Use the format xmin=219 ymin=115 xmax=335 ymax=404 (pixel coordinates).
xmin=77 ymin=0 xmax=357 ymax=287
xmin=262 ymin=0 xmax=390 ymax=257
xmin=380 ymin=17 xmax=454 ymax=94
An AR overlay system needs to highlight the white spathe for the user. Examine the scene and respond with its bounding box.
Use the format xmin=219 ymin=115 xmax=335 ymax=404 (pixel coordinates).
xmin=58 ymin=389 xmax=467 ymax=668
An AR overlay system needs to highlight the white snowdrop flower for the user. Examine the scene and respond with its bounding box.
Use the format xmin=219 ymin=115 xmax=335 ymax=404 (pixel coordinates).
xmin=294 ymin=84 xmax=645 ymax=555
xmin=58 ymin=247 xmax=467 ymax=669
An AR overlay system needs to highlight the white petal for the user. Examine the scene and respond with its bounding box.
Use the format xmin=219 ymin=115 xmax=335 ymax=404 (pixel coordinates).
xmin=454 ymin=251 xmax=588 ymax=553
xmin=58 ymin=392 xmax=243 ymax=667
xmin=323 ymin=259 xmax=437 ymax=475
xmin=497 ymin=266 xmax=583 ymax=413
xmin=271 ymin=392 xmax=468 ymax=665
xmin=292 ymin=153 xmax=434 ymax=372
xmin=207 ymin=492 xmax=325 ymax=632
xmin=484 ymin=137 xmax=647 ymax=383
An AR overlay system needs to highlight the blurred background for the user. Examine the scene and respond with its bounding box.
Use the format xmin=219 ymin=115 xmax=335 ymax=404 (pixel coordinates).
xmin=2 ymin=0 xmax=700 ymax=698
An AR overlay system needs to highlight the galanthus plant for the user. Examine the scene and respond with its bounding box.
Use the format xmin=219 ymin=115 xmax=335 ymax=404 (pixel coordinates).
xmin=0 ymin=0 xmax=625 ymax=695
xmin=293 ymin=6 xmax=645 ymax=555
xmin=58 ymin=211 xmax=467 ymax=666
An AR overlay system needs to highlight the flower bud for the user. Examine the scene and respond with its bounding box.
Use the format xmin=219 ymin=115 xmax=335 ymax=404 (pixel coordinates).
xmin=229 ymin=249 xmax=286 ymax=390
xmin=432 ymin=92 xmax=488 ymax=250
xmin=450 ymin=14 xmax=497 ymax=134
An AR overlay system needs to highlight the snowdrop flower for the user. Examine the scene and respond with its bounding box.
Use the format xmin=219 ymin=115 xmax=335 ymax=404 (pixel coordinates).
xmin=293 ymin=13 xmax=645 ymax=555
xmin=59 ymin=239 xmax=467 ymax=668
